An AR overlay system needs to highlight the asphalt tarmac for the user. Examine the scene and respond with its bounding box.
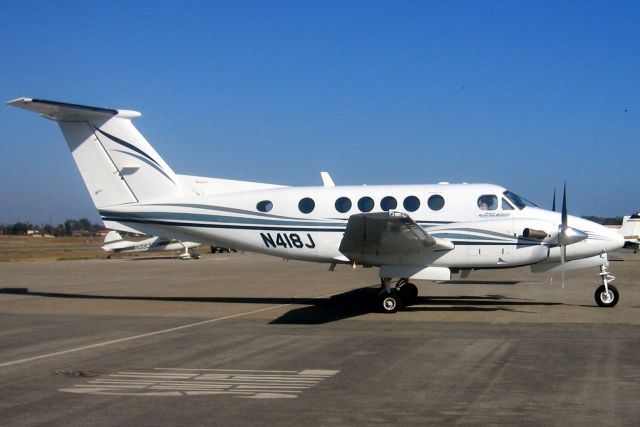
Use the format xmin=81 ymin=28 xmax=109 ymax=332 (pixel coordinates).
xmin=0 ymin=251 xmax=638 ymax=426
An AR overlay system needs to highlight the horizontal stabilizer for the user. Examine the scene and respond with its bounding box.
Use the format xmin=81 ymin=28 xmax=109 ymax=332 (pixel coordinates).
xmin=7 ymin=98 xmax=127 ymax=121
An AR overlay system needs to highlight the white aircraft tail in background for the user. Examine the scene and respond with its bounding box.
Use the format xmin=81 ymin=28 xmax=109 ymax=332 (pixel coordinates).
xmin=619 ymin=213 xmax=640 ymax=253
xmin=102 ymin=231 xmax=200 ymax=259
xmin=8 ymin=97 xmax=626 ymax=312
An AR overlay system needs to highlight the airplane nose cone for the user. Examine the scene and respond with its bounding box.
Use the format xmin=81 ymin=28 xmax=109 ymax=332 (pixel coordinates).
xmin=560 ymin=226 xmax=589 ymax=245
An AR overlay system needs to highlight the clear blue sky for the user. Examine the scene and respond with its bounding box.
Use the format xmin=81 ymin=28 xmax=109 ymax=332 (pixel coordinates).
xmin=1 ymin=0 xmax=638 ymax=225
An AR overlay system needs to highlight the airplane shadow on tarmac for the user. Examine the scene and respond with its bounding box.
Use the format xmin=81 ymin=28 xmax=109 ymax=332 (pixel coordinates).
xmin=270 ymin=286 xmax=563 ymax=324
xmin=0 ymin=285 xmax=562 ymax=325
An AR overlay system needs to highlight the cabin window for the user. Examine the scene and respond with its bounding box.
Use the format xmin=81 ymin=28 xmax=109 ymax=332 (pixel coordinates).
xmin=380 ymin=196 xmax=397 ymax=211
xmin=403 ymin=196 xmax=420 ymax=212
xmin=298 ymin=197 xmax=315 ymax=214
xmin=428 ymin=195 xmax=445 ymax=211
xmin=335 ymin=197 xmax=352 ymax=213
xmin=358 ymin=196 xmax=374 ymax=212
xmin=477 ymin=195 xmax=498 ymax=211
xmin=256 ymin=200 xmax=273 ymax=213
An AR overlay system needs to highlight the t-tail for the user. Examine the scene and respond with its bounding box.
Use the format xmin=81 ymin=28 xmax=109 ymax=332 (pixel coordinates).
xmin=7 ymin=98 xmax=182 ymax=208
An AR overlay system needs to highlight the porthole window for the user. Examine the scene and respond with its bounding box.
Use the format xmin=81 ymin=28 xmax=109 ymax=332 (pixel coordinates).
xmin=380 ymin=196 xmax=397 ymax=211
xmin=403 ymin=196 xmax=420 ymax=212
xmin=428 ymin=195 xmax=445 ymax=211
xmin=256 ymin=200 xmax=273 ymax=212
xmin=298 ymin=197 xmax=315 ymax=214
xmin=358 ymin=196 xmax=374 ymax=212
xmin=335 ymin=197 xmax=352 ymax=213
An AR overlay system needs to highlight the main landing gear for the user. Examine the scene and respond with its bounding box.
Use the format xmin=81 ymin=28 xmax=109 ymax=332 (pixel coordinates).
xmin=594 ymin=262 xmax=619 ymax=308
xmin=377 ymin=278 xmax=419 ymax=313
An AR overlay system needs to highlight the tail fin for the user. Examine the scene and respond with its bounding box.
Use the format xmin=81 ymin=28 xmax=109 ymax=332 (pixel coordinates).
xmin=7 ymin=98 xmax=182 ymax=208
xmin=619 ymin=214 xmax=640 ymax=238
xmin=104 ymin=230 xmax=124 ymax=244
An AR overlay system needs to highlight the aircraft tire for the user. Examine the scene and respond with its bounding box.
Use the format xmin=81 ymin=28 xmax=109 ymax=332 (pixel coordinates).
xmin=595 ymin=284 xmax=619 ymax=308
xmin=377 ymin=291 xmax=403 ymax=313
xmin=397 ymin=282 xmax=418 ymax=304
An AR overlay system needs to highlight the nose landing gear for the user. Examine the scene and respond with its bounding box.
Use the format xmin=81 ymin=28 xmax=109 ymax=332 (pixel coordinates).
xmin=595 ymin=260 xmax=619 ymax=307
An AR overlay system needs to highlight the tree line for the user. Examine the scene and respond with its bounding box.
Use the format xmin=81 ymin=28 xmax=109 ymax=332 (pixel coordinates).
xmin=0 ymin=218 xmax=104 ymax=237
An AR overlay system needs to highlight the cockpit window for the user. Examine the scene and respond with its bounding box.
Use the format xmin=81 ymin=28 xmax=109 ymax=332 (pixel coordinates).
xmin=501 ymin=198 xmax=515 ymax=210
xmin=477 ymin=195 xmax=497 ymax=211
xmin=503 ymin=191 xmax=537 ymax=210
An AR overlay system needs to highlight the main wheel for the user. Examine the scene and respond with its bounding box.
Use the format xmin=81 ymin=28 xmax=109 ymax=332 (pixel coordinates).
xmin=397 ymin=282 xmax=418 ymax=304
xmin=595 ymin=284 xmax=619 ymax=308
xmin=377 ymin=291 xmax=403 ymax=313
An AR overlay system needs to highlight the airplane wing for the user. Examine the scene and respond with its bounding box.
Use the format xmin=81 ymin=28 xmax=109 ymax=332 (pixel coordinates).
xmin=339 ymin=212 xmax=454 ymax=266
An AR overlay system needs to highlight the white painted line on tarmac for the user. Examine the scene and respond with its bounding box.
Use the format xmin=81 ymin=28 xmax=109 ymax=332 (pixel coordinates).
xmin=60 ymin=368 xmax=340 ymax=399
xmin=0 ymin=292 xmax=336 ymax=369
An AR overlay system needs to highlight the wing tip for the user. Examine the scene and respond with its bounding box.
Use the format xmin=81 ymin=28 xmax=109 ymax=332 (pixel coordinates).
xmin=6 ymin=97 xmax=134 ymax=120
xmin=6 ymin=97 xmax=32 ymax=107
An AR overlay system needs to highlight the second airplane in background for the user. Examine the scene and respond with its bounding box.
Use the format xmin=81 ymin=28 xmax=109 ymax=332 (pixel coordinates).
xmin=102 ymin=230 xmax=201 ymax=259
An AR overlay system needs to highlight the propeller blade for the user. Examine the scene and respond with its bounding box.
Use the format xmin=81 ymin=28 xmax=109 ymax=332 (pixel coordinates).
xmin=552 ymin=188 xmax=556 ymax=212
xmin=561 ymin=182 xmax=568 ymax=231
xmin=560 ymin=182 xmax=567 ymax=288
xmin=561 ymin=243 xmax=566 ymax=289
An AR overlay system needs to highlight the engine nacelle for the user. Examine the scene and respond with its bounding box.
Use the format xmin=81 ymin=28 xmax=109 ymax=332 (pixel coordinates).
xmin=523 ymin=228 xmax=548 ymax=240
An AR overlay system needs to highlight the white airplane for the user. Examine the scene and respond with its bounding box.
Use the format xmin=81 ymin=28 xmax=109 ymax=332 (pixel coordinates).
xmin=619 ymin=213 xmax=640 ymax=253
xmin=8 ymin=98 xmax=625 ymax=312
xmin=102 ymin=230 xmax=201 ymax=259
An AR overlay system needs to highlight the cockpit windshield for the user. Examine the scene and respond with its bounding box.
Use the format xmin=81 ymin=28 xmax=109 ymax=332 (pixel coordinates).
xmin=503 ymin=191 xmax=538 ymax=210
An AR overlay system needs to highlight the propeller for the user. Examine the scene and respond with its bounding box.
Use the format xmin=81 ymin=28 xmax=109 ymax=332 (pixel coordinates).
xmin=556 ymin=183 xmax=588 ymax=287
xmin=552 ymin=188 xmax=556 ymax=212
xmin=560 ymin=184 xmax=567 ymax=287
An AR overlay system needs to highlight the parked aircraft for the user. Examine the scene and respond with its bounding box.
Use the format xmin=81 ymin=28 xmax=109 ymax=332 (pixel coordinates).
xmin=102 ymin=230 xmax=200 ymax=259
xmin=8 ymin=98 xmax=625 ymax=312
xmin=619 ymin=213 xmax=640 ymax=253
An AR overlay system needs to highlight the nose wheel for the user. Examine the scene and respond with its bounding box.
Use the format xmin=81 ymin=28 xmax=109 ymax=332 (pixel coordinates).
xmin=595 ymin=284 xmax=618 ymax=307
xmin=594 ymin=260 xmax=619 ymax=307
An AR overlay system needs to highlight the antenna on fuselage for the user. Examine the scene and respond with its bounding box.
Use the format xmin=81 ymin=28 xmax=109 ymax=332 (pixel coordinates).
xmin=320 ymin=172 xmax=335 ymax=187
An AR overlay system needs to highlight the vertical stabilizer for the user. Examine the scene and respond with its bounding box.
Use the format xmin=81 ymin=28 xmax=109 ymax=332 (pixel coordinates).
xmin=7 ymin=98 xmax=182 ymax=208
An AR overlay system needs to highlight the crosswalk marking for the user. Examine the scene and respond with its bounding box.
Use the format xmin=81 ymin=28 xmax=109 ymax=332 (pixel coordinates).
xmin=60 ymin=368 xmax=339 ymax=399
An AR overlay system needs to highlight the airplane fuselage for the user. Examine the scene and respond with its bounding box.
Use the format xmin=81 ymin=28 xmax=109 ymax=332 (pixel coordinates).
xmin=99 ymin=183 xmax=623 ymax=270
